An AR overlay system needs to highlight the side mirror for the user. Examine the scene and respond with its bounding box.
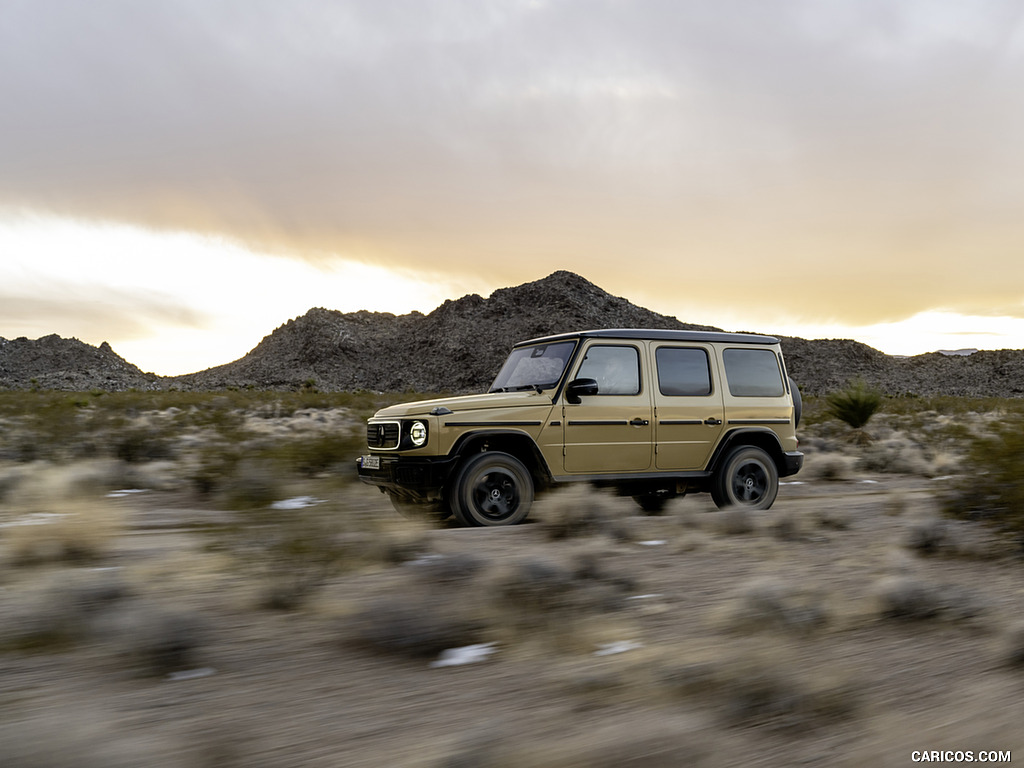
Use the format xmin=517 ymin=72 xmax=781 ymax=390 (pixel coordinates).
xmin=565 ymin=378 xmax=599 ymax=404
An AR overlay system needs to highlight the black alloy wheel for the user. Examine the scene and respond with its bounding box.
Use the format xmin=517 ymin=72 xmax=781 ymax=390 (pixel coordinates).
xmin=451 ymin=451 xmax=534 ymax=526
xmin=711 ymin=445 xmax=779 ymax=510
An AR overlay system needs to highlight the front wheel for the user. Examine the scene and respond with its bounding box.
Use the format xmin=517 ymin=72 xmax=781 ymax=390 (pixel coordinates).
xmin=450 ymin=452 xmax=533 ymax=527
xmin=711 ymin=446 xmax=779 ymax=510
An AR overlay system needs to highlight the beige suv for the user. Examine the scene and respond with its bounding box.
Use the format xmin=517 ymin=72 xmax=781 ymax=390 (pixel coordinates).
xmin=357 ymin=329 xmax=803 ymax=526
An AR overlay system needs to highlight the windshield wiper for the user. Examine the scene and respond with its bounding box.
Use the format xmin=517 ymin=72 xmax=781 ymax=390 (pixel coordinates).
xmin=492 ymin=384 xmax=549 ymax=393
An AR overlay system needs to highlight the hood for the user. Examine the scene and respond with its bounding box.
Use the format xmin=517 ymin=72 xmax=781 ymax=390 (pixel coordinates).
xmin=372 ymin=390 xmax=552 ymax=418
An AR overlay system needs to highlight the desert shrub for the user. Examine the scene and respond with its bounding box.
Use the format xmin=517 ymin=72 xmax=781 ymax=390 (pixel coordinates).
xmin=826 ymin=379 xmax=882 ymax=430
xmin=489 ymin=556 xmax=635 ymax=645
xmin=410 ymin=552 xmax=487 ymax=585
xmin=99 ymin=602 xmax=207 ymax=676
xmin=256 ymin=432 xmax=363 ymax=478
xmin=112 ymin=427 xmax=174 ymax=463
xmin=805 ymin=452 xmax=857 ymax=481
xmin=715 ymin=506 xmax=755 ymax=535
xmin=721 ymin=577 xmax=828 ymax=634
xmin=2 ymin=499 xmax=125 ymax=567
xmin=812 ymin=507 xmax=851 ymax=530
xmin=348 ymin=592 xmax=486 ymax=659
xmin=532 ymin=485 xmax=636 ymax=541
xmin=768 ymin=510 xmax=801 ymax=541
xmin=944 ymin=417 xmax=1024 ymax=546
xmin=903 ymin=517 xmax=948 ymax=555
xmin=857 ymin=436 xmax=931 ymax=476
xmin=0 ymin=570 xmax=129 ymax=650
xmin=872 ymin=576 xmax=983 ymax=622
xmin=658 ymin=652 xmax=859 ymax=730
xmin=885 ymin=491 xmax=908 ymax=516
xmin=218 ymin=459 xmax=283 ymax=510
xmin=188 ymin=443 xmax=243 ymax=495
xmin=214 ymin=500 xmax=373 ymax=610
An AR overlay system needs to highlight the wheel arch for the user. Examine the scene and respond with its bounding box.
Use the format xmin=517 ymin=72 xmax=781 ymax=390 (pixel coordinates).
xmin=708 ymin=428 xmax=787 ymax=475
xmin=450 ymin=430 xmax=553 ymax=489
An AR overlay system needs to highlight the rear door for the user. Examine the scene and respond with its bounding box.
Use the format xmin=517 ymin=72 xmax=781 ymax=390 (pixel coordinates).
xmin=652 ymin=343 xmax=724 ymax=470
xmin=561 ymin=340 xmax=653 ymax=473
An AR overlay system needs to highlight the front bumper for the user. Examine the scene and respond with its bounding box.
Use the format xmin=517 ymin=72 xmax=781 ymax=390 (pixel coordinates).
xmin=780 ymin=451 xmax=804 ymax=478
xmin=356 ymin=454 xmax=460 ymax=503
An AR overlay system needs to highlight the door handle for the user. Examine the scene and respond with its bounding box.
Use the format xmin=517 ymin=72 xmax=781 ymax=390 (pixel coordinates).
xmin=630 ymin=418 xmax=650 ymax=427
xmin=704 ymin=417 xmax=722 ymax=426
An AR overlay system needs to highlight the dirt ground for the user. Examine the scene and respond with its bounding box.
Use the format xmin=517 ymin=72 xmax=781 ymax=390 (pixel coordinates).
xmin=1 ymin=471 xmax=1022 ymax=768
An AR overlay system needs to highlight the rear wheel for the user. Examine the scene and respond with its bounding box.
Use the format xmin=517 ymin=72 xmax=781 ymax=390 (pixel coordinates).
xmin=711 ymin=446 xmax=778 ymax=510
xmin=450 ymin=452 xmax=533 ymax=527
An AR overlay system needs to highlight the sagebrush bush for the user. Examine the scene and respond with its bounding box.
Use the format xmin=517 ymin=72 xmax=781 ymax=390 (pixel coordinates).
xmin=0 ymin=569 xmax=129 ymax=650
xmin=826 ymin=379 xmax=883 ymax=430
xmin=348 ymin=591 xmax=486 ymax=659
xmin=532 ymin=485 xmax=636 ymax=541
xmin=903 ymin=517 xmax=948 ymax=555
xmin=721 ymin=577 xmax=828 ymax=635
xmin=805 ymin=452 xmax=857 ymax=481
xmin=873 ymin=576 xmax=983 ymax=622
xmin=99 ymin=601 xmax=207 ymax=676
xmin=659 ymin=651 xmax=859 ymax=730
xmin=2 ymin=499 xmax=124 ymax=567
xmin=715 ymin=507 xmax=755 ymax=535
xmin=944 ymin=417 xmax=1024 ymax=545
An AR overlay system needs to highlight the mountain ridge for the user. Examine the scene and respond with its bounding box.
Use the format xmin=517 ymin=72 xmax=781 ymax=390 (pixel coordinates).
xmin=3 ymin=271 xmax=1023 ymax=397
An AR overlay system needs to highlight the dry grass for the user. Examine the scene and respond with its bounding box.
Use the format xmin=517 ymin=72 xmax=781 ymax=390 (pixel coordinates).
xmin=1 ymin=467 xmax=126 ymax=566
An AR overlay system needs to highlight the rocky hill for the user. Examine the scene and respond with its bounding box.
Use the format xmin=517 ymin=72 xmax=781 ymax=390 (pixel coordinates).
xmin=168 ymin=271 xmax=718 ymax=392
xmin=3 ymin=271 xmax=1024 ymax=397
xmin=0 ymin=334 xmax=156 ymax=391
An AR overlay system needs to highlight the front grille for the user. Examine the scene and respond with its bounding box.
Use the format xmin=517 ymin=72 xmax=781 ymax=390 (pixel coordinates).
xmin=367 ymin=421 xmax=400 ymax=449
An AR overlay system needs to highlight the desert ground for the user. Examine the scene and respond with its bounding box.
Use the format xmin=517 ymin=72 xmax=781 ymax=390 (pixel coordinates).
xmin=1 ymin=392 xmax=1022 ymax=767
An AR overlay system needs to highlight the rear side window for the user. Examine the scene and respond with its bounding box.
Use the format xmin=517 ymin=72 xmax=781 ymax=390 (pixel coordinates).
xmin=656 ymin=347 xmax=712 ymax=396
xmin=722 ymin=348 xmax=785 ymax=397
xmin=576 ymin=345 xmax=641 ymax=396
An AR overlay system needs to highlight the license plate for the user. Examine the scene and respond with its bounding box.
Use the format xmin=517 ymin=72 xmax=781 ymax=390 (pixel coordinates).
xmin=361 ymin=454 xmax=380 ymax=470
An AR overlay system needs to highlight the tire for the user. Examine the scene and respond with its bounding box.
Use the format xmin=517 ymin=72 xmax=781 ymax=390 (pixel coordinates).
xmin=388 ymin=494 xmax=451 ymax=522
xmin=450 ymin=452 xmax=533 ymax=527
xmin=789 ymin=376 xmax=803 ymax=428
xmin=711 ymin=446 xmax=779 ymax=510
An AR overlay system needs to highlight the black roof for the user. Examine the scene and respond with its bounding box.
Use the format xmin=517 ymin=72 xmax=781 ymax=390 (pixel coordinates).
xmin=516 ymin=328 xmax=780 ymax=346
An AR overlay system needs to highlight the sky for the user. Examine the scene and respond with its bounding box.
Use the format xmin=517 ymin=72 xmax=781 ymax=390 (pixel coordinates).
xmin=2 ymin=0 xmax=1024 ymax=375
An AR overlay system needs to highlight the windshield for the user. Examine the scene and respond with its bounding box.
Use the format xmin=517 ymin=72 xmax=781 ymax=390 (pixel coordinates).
xmin=489 ymin=340 xmax=577 ymax=393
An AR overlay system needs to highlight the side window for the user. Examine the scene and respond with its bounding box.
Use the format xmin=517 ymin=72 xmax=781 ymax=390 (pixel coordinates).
xmin=576 ymin=345 xmax=641 ymax=396
xmin=722 ymin=348 xmax=785 ymax=397
xmin=656 ymin=347 xmax=712 ymax=396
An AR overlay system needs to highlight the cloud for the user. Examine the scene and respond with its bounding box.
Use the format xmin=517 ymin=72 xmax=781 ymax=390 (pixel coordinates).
xmin=2 ymin=0 xmax=1024 ymax=326
xmin=0 ymin=286 xmax=210 ymax=345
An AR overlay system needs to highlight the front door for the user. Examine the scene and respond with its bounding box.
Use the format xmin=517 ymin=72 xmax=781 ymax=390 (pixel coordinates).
xmin=562 ymin=341 xmax=653 ymax=473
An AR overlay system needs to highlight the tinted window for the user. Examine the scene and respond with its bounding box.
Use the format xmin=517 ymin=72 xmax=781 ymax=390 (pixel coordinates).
xmin=656 ymin=347 xmax=712 ymax=396
xmin=576 ymin=345 xmax=640 ymax=396
xmin=722 ymin=348 xmax=785 ymax=397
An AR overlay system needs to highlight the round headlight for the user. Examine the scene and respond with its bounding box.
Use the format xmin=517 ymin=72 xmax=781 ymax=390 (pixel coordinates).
xmin=409 ymin=421 xmax=428 ymax=447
